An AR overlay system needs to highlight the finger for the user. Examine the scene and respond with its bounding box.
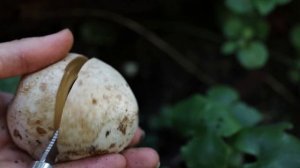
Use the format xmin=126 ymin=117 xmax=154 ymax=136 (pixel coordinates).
xmin=122 ymin=147 xmax=160 ymax=168
xmin=0 ymin=92 xmax=13 ymax=146
xmin=0 ymin=29 xmax=73 ymax=78
xmin=54 ymin=153 xmax=126 ymax=168
xmin=0 ymin=161 xmax=30 ymax=168
xmin=0 ymin=92 xmax=13 ymax=115
xmin=128 ymin=128 xmax=145 ymax=147
xmin=0 ymin=143 xmax=32 ymax=165
xmin=0 ymin=93 xmax=32 ymax=167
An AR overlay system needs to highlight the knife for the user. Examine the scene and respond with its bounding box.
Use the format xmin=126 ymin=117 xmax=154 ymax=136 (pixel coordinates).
xmin=31 ymin=130 xmax=59 ymax=168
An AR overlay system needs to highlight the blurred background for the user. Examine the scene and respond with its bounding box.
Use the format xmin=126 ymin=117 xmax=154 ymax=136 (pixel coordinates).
xmin=1 ymin=0 xmax=300 ymax=167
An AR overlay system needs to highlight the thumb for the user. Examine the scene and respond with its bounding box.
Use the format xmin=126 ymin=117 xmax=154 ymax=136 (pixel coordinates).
xmin=0 ymin=29 xmax=73 ymax=78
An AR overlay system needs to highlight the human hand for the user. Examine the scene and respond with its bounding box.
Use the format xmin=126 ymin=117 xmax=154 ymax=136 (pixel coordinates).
xmin=0 ymin=29 xmax=159 ymax=168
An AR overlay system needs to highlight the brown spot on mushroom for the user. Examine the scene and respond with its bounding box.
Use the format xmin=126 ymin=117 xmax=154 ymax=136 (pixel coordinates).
xmin=78 ymin=80 xmax=83 ymax=86
xmin=109 ymin=143 xmax=116 ymax=149
xmin=95 ymin=150 xmax=109 ymax=155
xmin=118 ymin=116 xmax=129 ymax=135
xmin=48 ymin=127 xmax=55 ymax=131
xmin=35 ymin=120 xmax=42 ymax=125
xmin=13 ymin=129 xmax=22 ymax=140
xmin=14 ymin=160 xmax=19 ymax=164
xmin=22 ymin=87 xmax=30 ymax=93
xmin=69 ymin=148 xmax=105 ymax=158
xmin=36 ymin=140 xmax=41 ymax=145
xmin=39 ymin=82 xmax=47 ymax=91
xmin=105 ymin=85 xmax=112 ymax=90
xmin=36 ymin=127 xmax=47 ymax=135
xmin=92 ymin=98 xmax=97 ymax=105
xmin=65 ymin=151 xmax=80 ymax=156
xmin=89 ymin=145 xmax=96 ymax=154
xmin=20 ymin=83 xmax=31 ymax=93
xmin=105 ymin=130 xmax=110 ymax=137
xmin=116 ymin=95 xmax=122 ymax=101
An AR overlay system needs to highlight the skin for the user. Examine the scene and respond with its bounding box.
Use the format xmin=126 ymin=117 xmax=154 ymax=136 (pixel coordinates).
xmin=0 ymin=29 xmax=159 ymax=168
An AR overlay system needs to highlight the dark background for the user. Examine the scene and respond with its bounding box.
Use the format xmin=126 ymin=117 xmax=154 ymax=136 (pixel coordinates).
xmin=1 ymin=0 xmax=300 ymax=167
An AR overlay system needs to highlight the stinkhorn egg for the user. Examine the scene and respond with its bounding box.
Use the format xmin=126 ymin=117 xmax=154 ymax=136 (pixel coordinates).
xmin=7 ymin=53 xmax=139 ymax=162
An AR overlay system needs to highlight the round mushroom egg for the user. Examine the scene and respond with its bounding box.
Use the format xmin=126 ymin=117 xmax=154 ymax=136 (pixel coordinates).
xmin=7 ymin=53 xmax=139 ymax=162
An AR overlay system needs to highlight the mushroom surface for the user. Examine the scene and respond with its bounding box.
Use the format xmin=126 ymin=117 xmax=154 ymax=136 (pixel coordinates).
xmin=7 ymin=53 xmax=139 ymax=162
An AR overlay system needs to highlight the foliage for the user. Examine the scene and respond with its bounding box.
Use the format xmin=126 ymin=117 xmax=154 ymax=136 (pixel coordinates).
xmin=225 ymin=0 xmax=291 ymax=15
xmin=1 ymin=1 xmax=300 ymax=168
xmin=154 ymin=86 xmax=300 ymax=168
xmin=0 ymin=77 xmax=20 ymax=93
xmin=233 ymin=123 xmax=300 ymax=168
xmin=222 ymin=0 xmax=291 ymax=69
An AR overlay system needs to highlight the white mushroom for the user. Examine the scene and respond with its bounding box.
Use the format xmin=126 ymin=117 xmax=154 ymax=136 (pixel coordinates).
xmin=7 ymin=53 xmax=139 ymax=162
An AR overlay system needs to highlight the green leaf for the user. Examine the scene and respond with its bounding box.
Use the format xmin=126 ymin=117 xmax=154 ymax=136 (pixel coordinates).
xmin=170 ymin=95 xmax=207 ymax=136
xmin=0 ymin=77 xmax=20 ymax=93
xmin=223 ymin=17 xmax=244 ymax=39
xmin=231 ymin=102 xmax=263 ymax=127
xmin=253 ymin=0 xmax=291 ymax=15
xmin=233 ymin=123 xmax=300 ymax=168
xmin=290 ymin=25 xmax=300 ymax=50
xmin=222 ymin=41 xmax=238 ymax=55
xmin=225 ymin=0 xmax=254 ymax=14
xmin=228 ymin=151 xmax=243 ymax=167
xmin=233 ymin=123 xmax=292 ymax=155
xmin=202 ymin=101 xmax=243 ymax=137
xmin=237 ymin=41 xmax=269 ymax=69
xmin=253 ymin=0 xmax=277 ymax=15
xmin=207 ymin=86 xmax=239 ymax=105
xmin=182 ymin=132 xmax=231 ymax=168
xmin=169 ymin=93 xmax=242 ymax=137
xmin=242 ymin=27 xmax=255 ymax=40
xmin=255 ymin=20 xmax=269 ymax=40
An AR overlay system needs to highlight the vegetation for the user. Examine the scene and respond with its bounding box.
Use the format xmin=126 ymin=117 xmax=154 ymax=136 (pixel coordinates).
xmin=1 ymin=0 xmax=300 ymax=167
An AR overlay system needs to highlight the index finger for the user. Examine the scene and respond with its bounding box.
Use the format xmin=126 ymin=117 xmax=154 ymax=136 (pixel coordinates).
xmin=54 ymin=153 xmax=126 ymax=168
xmin=0 ymin=29 xmax=73 ymax=78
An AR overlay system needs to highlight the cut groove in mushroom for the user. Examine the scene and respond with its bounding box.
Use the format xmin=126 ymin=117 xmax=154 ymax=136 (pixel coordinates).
xmin=54 ymin=57 xmax=88 ymax=130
